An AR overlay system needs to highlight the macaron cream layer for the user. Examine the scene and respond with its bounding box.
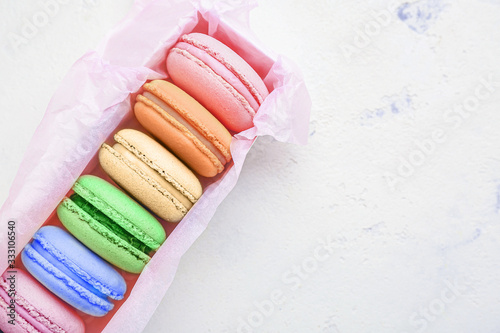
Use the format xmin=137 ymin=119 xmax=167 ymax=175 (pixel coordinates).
xmin=69 ymin=193 xmax=153 ymax=254
xmin=71 ymin=178 xmax=163 ymax=252
xmin=59 ymin=197 xmax=152 ymax=267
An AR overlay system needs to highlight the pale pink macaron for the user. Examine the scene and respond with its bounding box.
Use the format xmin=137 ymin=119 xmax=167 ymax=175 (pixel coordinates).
xmin=0 ymin=269 xmax=84 ymax=333
xmin=166 ymin=33 xmax=270 ymax=132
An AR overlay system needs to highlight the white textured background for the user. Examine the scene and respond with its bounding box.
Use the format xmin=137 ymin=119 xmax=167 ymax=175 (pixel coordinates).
xmin=2 ymin=0 xmax=500 ymax=332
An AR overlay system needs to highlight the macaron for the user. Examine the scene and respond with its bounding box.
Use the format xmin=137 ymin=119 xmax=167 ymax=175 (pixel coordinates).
xmin=99 ymin=129 xmax=202 ymax=223
xmin=21 ymin=226 xmax=126 ymax=317
xmin=57 ymin=175 xmax=166 ymax=274
xmin=166 ymin=33 xmax=270 ymax=132
xmin=135 ymin=80 xmax=232 ymax=177
xmin=0 ymin=269 xmax=84 ymax=333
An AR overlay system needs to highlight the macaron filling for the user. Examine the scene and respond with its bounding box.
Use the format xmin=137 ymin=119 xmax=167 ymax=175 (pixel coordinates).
xmin=70 ymin=193 xmax=153 ymax=254
xmin=142 ymin=91 xmax=227 ymax=165
xmin=72 ymin=179 xmax=164 ymax=250
xmin=59 ymin=198 xmax=152 ymax=267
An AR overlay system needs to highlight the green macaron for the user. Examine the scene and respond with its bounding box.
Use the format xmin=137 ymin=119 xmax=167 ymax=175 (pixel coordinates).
xmin=57 ymin=175 xmax=166 ymax=274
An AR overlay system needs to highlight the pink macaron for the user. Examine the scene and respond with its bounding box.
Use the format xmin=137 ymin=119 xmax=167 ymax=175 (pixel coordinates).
xmin=0 ymin=269 xmax=85 ymax=333
xmin=166 ymin=33 xmax=270 ymax=132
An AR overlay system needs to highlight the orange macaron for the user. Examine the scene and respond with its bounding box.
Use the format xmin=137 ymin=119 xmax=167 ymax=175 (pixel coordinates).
xmin=134 ymin=80 xmax=232 ymax=178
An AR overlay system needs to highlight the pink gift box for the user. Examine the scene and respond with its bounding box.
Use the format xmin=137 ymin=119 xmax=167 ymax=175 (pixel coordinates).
xmin=0 ymin=0 xmax=311 ymax=331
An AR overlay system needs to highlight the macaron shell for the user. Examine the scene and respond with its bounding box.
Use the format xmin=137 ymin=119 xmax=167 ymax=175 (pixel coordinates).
xmin=167 ymin=48 xmax=254 ymax=132
xmin=32 ymin=226 xmax=126 ymax=299
xmin=174 ymin=41 xmax=261 ymax=111
xmin=135 ymin=99 xmax=221 ymax=177
xmin=0 ymin=269 xmax=84 ymax=333
xmin=0 ymin=298 xmax=42 ymax=333
xmin=22 ymin=244 xmax=112 ymax=317
xmin=0 ymin=296 xmax=48 ymax=333
xmin=73 ymin=175 xmax=166 ymax=248
xmin=143 ymin=80 xmax=232 ymax=158
xmin=100 ymin=142 xmax=188 ymax=223
xmin=184 ymin=33 xmax=269 ymax=103
xmin=58 ymin=198 xmax=151 ymax=274
xmin=115 ymin=129 xmax=202 ymax=201
xmin=135 ymin=80 xmax=232 ymax=177
xmin=21 ymin=226 xmax=126 ymax=316
xmin=167 ymin=33 xmax=270 ymax=132
xmin=113 ymin=144 xmax=193 ymax=209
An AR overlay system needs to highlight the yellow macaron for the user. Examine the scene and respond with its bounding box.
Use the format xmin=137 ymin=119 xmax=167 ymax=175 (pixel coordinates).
xmin=99 ymin=129 xmax=202 ymax=222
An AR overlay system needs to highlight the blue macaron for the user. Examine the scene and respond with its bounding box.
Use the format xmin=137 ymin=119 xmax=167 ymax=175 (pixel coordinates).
xmin=21 ymin=226 xmax=127 ymax=317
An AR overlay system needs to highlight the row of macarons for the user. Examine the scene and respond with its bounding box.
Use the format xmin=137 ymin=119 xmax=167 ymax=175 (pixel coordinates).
xmin=1 ymin=32 xmax=270 ymax=331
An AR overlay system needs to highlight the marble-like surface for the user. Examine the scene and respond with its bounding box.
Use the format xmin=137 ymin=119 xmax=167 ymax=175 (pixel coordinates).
xmin=1 ymin=0 xmax=500 ymax=332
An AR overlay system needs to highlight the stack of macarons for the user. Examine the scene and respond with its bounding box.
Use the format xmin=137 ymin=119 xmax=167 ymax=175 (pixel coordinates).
xmin=3 ymin=32 xmax=270 ymax=330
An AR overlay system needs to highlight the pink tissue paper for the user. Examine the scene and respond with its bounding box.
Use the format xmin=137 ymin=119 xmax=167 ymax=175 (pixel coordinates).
xmin=0 ymin=0 xmax=311 ymax=331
